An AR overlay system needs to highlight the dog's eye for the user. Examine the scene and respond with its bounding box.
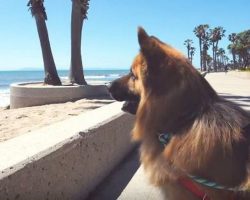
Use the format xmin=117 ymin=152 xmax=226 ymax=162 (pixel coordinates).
xmin=130 ymin=72 xmax=137 ymax=81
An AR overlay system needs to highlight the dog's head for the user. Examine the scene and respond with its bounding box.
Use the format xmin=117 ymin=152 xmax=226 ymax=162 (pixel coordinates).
xmin=107 ymin=54 xmax=142 ymax=114
xmin=109 ymin=27 xmax=194 ymax=114
xmin=108 ymin=52 xmax=144 ymax=114
xmin=109 ymin=27 xmax=214 ymax=119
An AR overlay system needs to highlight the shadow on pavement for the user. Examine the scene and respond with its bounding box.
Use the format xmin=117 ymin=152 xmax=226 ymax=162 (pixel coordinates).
xmin=219 ymin=93 xmax=250 ymax=112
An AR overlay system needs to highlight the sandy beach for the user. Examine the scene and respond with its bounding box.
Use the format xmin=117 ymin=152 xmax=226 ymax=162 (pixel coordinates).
xmin=0 ymin=98 xmax=114 ymax=142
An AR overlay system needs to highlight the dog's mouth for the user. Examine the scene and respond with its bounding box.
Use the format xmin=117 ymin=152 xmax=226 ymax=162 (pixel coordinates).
xmin=122 ymin=100 xmax=139 ymax=115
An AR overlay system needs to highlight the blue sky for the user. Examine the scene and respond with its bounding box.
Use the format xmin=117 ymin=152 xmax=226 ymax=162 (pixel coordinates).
xmin=0 ymin=0 xmax=249 ymax=70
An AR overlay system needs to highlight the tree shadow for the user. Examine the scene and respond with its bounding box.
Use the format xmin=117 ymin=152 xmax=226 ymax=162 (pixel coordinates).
xmin=219 ymin=93 xmax=250 ymax=111
xmin=84 ymin=106 xmax=101 ymax=110
xmin=220 ymin=93 xmax=250 ymax=102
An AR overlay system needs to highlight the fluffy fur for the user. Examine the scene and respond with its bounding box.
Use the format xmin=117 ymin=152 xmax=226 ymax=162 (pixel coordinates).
xmin=109 ymin=27 xmax=250 ymax=200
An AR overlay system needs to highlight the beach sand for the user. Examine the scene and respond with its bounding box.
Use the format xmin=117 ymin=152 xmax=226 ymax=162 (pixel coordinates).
xmin=0 ymin=98 xmax=114 ymax=142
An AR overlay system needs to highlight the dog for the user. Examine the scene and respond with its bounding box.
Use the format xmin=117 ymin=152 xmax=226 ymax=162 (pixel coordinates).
xmin=109 ymin=27 xmax=250 ymax=200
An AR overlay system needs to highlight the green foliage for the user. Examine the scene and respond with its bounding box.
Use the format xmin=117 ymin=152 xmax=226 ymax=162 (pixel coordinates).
xmin=228 ymin=30 xmax=250 ymax=68
xmin=27 ymin=0 xmax=47 ymax=20
xmin=210 ymin=26 xmax=226 ymax=43
xmin=78 ymin=0 xmax=90 ymax=19
xmin=192 ymin=23 xmax=249 ymax=71
xmin=184 ymin=39 xmax=194 ymax=60
xmin=193 ymin=24 xmax=209 ymax=39
xmin=193 ymin=24 xmax=210 ymax=71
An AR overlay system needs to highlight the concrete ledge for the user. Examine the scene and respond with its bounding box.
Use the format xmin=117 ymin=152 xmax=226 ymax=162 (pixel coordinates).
xmin=10 ymin=82 xmax=109 ymax=109
xmin=0 ymin=102 xmax=135 ymax=200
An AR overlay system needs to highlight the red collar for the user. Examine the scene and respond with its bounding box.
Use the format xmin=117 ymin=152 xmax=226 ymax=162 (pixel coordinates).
xmin=178 ymin=178 xmax=237 ymax=200
xmin=178 ymin=177 xmax=210 ymax=200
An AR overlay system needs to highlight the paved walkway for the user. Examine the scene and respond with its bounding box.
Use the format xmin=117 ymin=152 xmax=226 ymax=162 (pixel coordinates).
xmin=206 ymin=72 xmax=250 ymax=111
xmin=87 ymin=72 xmax=250 ymax=200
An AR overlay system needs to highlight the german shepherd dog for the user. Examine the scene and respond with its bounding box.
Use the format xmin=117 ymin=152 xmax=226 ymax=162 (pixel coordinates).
xmin=109 ymin=27 xmax=250 ymax=200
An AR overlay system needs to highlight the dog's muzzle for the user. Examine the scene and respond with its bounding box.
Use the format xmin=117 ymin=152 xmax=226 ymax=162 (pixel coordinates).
xmin=108 ymin=80 xmax=139 ymax=115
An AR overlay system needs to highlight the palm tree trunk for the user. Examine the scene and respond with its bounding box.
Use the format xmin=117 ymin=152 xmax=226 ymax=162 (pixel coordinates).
xmin=212 ymin=42 xmax=215 ymax=71
xmin=35 ymin=14 xmax=61 ymax=85
xmin=202 ymin=48 xmax=207 ymax=71
xmin=69 ymin=0 xmax=87 ymax=85
xmin=232 ymin=50 xmax=236 ymax=69
xmin=214 ymin=42 xmax=219 ymax=72
xmin=199 ymin=38 xmax=203 ymax=71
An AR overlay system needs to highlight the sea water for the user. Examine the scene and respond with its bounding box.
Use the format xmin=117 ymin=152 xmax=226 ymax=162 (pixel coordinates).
xmin=0 ymin=69 xmax=129 ymax=107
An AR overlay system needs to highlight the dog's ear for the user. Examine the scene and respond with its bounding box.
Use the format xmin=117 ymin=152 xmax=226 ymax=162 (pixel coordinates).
xmin=137 ymin=27 xmax=165 ymax=72
xmin=138 ymin=27 xmax=150 ymax=49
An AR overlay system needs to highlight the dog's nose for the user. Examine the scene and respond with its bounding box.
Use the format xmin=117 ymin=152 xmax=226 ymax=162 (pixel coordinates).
xmin=108 ymin=80 xmax=126 ymax=101
xmin=108 ymin=80 xmax=119 ymax=93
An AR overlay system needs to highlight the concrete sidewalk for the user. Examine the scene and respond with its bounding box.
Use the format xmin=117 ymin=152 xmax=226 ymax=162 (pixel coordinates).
xmin=206 ymin=72 xmax=250 ymax=111
xmin=87 ymin=72 xmax=250 ymax=200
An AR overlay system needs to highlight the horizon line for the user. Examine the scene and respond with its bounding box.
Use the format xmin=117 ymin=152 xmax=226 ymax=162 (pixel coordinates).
xmin=0 ymin=67 xmax=130 ymax=72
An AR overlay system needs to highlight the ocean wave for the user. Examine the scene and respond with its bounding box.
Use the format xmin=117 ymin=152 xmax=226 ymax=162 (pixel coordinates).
xmin=105 ymin=74 xmax=120 ymax=77
xmin=0 ymin=83 xmax=11 ymax=87
xmin=59 ymin=74 xmax=122 ymax=80
xmin=60 ymin=75 xmax=116 ymax=79
xmin=86 ymin=74 xmax=122 ymax=79
xmin=85 ymin=75 xmax=107 ymax=79
xmin=60 ymin=76 xmax=69 ymax=80
xmin=0 ymin=93 xmax=10 ymax=107
xmin=0 ymin=88 xmax=10 ymax=94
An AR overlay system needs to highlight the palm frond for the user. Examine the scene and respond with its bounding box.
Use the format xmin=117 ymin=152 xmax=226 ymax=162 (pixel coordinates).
xmin=27 ymin=0 xmax=47 ymax=20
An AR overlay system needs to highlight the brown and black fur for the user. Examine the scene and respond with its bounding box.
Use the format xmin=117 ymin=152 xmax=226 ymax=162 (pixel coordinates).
xmin=109 ymin=27 xmax=250 ymax=200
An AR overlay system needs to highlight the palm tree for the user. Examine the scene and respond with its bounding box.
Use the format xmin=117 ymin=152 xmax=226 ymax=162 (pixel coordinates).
xmin=228 ymin=30 xmax=250 ymax=69
xmin=194 ymin=24 xmax=209 ymax=71
xmin=69 ymin=0 xmax=90 ymax=85
xmin=184 ymin=39 xmax=193 ymax=60
xmin=202 ymin=31 xmax=210 ymax=71
xmin=228 ymin=33 xmax=237 ymax=69
xmin=27 ymin=0 xmax=61 ymax=85
xmin=190 ymin=46 xmax=195 ymax=64
xmin=209 ymin=27 xmax=225 ymax=71
xmin=217 ymin=48 xmax=225 ymax=70
xmin=224 ymin=55 xmax=230 ymax=67
xmin=237 ymin=30 xmax=250 ymax=68
xmin=206 ymin=54 xmax=213 ymax=71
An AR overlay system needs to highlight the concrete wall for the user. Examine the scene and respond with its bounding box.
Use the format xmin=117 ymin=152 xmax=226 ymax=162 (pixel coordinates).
xmin=0 ymin=102 xmax=135 ymax=200
xmin=10 ymin=83 xmax=110 ymax=109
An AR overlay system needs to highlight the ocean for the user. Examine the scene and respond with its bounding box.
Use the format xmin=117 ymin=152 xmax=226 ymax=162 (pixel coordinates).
xmin=0 ymin=69 xmax=129 ymax=107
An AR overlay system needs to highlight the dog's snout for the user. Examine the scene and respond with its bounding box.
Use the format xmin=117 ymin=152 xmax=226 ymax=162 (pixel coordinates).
xmin=109 ymin=79 xmax=129 ymax=101
xmin=108 ymin=80 xmax=119 ymax=93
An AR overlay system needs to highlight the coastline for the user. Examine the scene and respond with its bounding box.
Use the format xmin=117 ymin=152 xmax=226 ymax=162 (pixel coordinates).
xmin=1 ymin=71 xmax=249 ymax=143
xmin=0 ymin=69 xmax=129 ymax=107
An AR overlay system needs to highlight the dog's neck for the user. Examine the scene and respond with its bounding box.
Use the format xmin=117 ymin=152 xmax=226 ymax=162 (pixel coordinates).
xmin=160 ymin=109 xmax=199 ymax=135
xmin=156 ymin=100 xmax=209 ymax=136
xmin=157 ymin=75 xmax=219 ymax=135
